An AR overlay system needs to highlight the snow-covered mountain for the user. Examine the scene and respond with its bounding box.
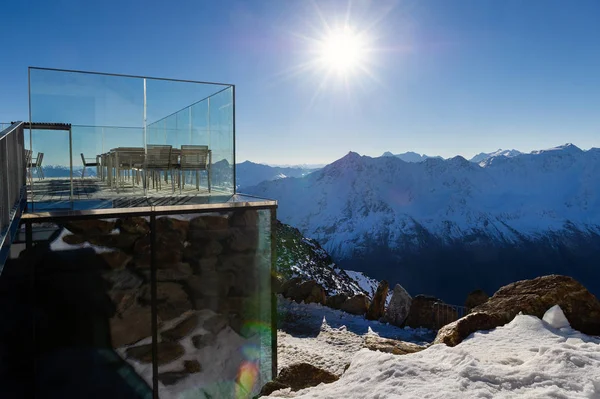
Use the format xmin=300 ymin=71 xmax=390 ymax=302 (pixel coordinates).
xmin=236 ymin=161 xmax=318 ymax=189
xmin=381 ymin=151 xmax=442 ymax=163
xmin=469 ymin=148 xmax=522 ymax=164
xmin=245 ymin=143 xmax=600 ymax=304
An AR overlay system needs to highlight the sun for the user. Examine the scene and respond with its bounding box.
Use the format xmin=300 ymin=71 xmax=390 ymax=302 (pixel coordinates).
xmin=318 ymin=27 xmax=366 ymax=76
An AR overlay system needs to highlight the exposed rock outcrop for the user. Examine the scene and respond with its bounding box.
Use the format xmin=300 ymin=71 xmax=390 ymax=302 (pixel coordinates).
xmin=435 ymin=275 xmax=600 ymax=347
xmin=465 ymin=289 xmax=489 ymax=310
xmin=326 ymin=293 xmax=348 ymax=310
xmin=340 ymin=294 xmax=369 ymax=315
xmin=385 ymin=284 xmax=412 ymax=326
xmin=364 ymin=335 xmax=427 ymax=355
xmin=403 ymin=294 xmax=441 ymax=329
xmin=366 ymin=280 xmax=389 ymax=320
xmin=282 ymin=278 xmax=326 ymax=305
xmin=259 ymin=363 xmax=339 ymax=396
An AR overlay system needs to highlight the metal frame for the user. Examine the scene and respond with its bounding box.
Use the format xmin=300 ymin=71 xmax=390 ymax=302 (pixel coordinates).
xmin=29 ymin=66 xmax=234 ymax=87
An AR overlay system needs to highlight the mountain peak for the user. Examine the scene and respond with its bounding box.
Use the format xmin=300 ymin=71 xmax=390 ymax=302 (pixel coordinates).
xmin=381 ymin=151 xmax=395 ymax=157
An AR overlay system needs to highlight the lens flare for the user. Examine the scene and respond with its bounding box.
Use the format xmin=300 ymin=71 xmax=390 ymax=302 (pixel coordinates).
xmin=235 ymin=361 xmax=259 ymax=399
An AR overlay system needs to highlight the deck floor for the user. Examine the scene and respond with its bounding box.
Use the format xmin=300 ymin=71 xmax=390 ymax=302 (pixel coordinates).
xmin=27 ymin=177 xmax=232 ymax=210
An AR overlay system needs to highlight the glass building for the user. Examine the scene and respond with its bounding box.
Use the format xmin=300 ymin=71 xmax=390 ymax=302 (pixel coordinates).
xmin=0 ymin=67 xmax=277 ymax=398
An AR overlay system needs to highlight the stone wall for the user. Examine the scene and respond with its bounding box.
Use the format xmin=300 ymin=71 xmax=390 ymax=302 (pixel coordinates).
xmin=53 ymin=207 xmax=273 ymax=396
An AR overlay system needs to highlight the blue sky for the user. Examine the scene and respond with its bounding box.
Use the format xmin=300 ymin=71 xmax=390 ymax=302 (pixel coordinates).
xmin=1 ymin=0 xmax=599 ymax=164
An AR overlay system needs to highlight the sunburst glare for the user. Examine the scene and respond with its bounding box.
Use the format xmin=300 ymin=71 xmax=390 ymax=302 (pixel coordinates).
xmin=317 ymin=26 xmax=367 ymax=76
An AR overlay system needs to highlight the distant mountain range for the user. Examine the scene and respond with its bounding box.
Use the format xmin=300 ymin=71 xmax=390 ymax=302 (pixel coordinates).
xmin=236 ymin=161 xmax=318 ymax=189
xmin=244 ymin=143 xmax=600 ymax=304
xmin=381 ymin=151 xmax=443 ymax=163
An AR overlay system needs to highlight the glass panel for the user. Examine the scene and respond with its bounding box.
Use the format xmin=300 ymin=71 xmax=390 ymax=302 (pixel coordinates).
xmin=155 ymin=208 xmax=273 ymax=398
xmin=28 ymin=67 xmax=234 ymax=210
xmin=28 ymin=220 xmax=154 ymax=397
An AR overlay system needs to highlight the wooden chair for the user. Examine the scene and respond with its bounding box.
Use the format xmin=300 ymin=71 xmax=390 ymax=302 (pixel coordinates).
xmin=178 ymin=145 xmax=211 ymax=193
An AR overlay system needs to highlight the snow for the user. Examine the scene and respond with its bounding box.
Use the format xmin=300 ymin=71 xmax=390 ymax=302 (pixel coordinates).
xmin=50 ymin=228 xmax=114 ymax=253
xmin=269 ymin=309 xmax=600 ymax=398
xmin=543 ymin=304 xmax=571 ymax=329
xmin=277 ymin=297 xmax=433 ymax=376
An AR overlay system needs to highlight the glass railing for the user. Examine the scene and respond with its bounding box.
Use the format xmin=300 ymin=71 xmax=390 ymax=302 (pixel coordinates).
xmin=16 ymin=202 xmax=276 ymax=397
xmin=27 ymin=67 xmax=235 ymax=210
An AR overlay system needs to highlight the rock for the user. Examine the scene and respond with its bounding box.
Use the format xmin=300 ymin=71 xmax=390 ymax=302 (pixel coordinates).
xmin=183 ymin=360 xmax=201 ymax=373
xmin=98 ymin=251 xmax=132 ymax=270
xmin=303 ymin=281 xmax=327 ymax=305
xmin=326 ymin=293 xmax=348 ymax=310
xmin=432 ymin=302 xmax=459 ymax=329
xmin=434 ymin=312 xmax=505 ymax=347
xmin=62 ymin=220 xmax=115 ymax=236
xmin=161 ymin=313 xmax=198 ymax=341
xmin=543 ymin=305 xmax=570 ymax=329
xmin=62 ymin=234 xmax=86 ymax=245
xmin=156 ymin=217 xmax=189 ymax=241
xmin=385 ymin=284 xmax=412 ymax=326
xmin=186 ymin=272 xmax=232 ymax=298
xmin=280 ymin=277 xmax=302 ymax=297
xmin=366 ymin=280 xmax=389 ymax=320
xmin=283 ymin=279 xmax=326 ymax=305
xmin=364 ymin=335 xmax=426 ymax=355
xmin=116 ymin=216 xmax=149 ymax=235
xmin=183 ymin=239 xmax=223 ymax=260
xmin=229 ymin=209 xmax=258 ymax=228
xmin=109 ymin=289 xmax=139 ymax=315
xmin=88 ymin=234 xmax=140 ymax=251
xmin=133 ymin=232 xmax=184 ymax=267
xmin=158 ymin=371 xmax=189 ymax=386
xmin=404 ymin=294 xmax=441 ymax=329
xmin=275 ymin=363 xmax=339 ymax=391
xmin=110 ymin=304 xmax=153 ymax=347
xmin=192 ymin=333 xmax=217 ymax=349
xmin=126 ymin=342 xmax=185 ymax=365
xmin=141 ymin=282 xmax=192 ymax=322
xmin=272 ymin=273 xmax=285 ymax=294
xmin=340 ymin=294 xmax=369 ymax=315
xmin=203 ymin=314 xmax=228 ymax=335
xmin=465 ymin=289 xmax=489 ymax=310
xmin=103 ymin=268 xmax=143 ymax=291
xmin=226 ymin=227 xmax=259 ymax=252
xmin=188 ymin=215 xmax=231 ymax=241
xmin=141 ymin=263 xmax=193 ymax=282
xmin=259 ymin=381 xmax=289 ymax=397
xmin=434 ymin=275 xmax=600 ymax=346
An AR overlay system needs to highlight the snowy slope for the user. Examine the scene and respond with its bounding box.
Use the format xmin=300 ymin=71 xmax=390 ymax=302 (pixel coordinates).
xmin=245 ymin=144 xmax=600 ymax=303
xmin=276 ymin=221 xmax=369 ymax=298
xmin=269 ymin=311 xmax=600 ymax=398
xmin=470 ymin=148 xmax=522 ymax=164
xmin=343 ymin=270 xmax=392 ymax=305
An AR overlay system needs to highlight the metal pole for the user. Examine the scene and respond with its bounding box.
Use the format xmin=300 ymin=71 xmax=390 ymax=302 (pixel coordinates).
xmin=150 ymin=214 xmax=158 ymax=398
xmin=232 ymin=85 xmax=236 ymax=194
xmin=69 ymin=127 xmax=73 ymax=200
xmin=28 ymin=69 xmax=33 ymax=211
xmin=143 ymin=78 xmax=147 ymax=196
